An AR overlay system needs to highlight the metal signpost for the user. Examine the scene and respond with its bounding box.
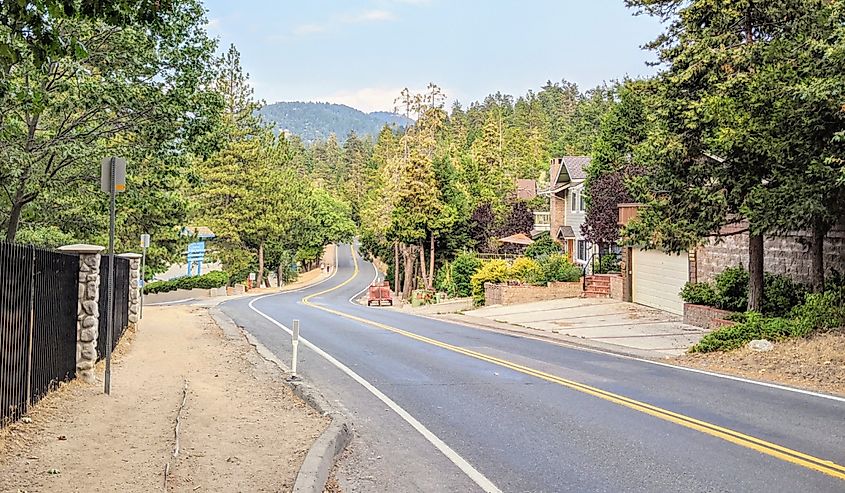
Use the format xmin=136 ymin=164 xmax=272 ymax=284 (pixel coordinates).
xmin=140 ymin=233 xmax=150 ymax=319
xmin=291 ymin=319 xmax=300 ymax=376
xmin=101 ymin=156 xmax=126 ymax=395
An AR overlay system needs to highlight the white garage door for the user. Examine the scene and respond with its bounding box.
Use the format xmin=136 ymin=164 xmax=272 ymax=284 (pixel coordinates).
xmin=632 ymin=248 xmax=688 ymax=315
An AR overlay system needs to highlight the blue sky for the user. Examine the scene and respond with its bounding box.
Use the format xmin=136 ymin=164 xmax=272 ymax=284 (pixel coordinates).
xmin=203 ymin=1 xmax=665 ymax=112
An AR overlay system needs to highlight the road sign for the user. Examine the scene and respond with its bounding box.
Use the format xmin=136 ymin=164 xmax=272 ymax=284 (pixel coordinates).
xmin=141 ymin=233 xmax=150 ymax=248
xmin=100 ymin=157 xmax=126 ymax=193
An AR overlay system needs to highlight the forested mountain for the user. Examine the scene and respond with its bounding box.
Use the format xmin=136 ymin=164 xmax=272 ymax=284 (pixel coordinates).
xmin=258 ymin=102 xmax=413 ymax=142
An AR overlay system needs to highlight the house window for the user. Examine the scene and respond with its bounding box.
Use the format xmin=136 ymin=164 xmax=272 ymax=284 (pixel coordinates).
xmin=579 ymin=193 xmax=586 ymax=212
xmin=571 ymin=190 xmax=577 ymax=212
xmin=577 ymin=240 xmax=589 ymax=262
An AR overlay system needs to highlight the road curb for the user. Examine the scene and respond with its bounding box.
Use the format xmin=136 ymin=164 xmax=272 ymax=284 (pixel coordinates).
xmin=208 ymin=307 xmax=352 ymax=493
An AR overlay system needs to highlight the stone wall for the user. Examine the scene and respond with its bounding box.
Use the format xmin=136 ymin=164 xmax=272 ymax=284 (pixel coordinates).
xmin=120 ymin=253 xmax=142 ymax=328
xmin=550 ymin=193 xmax=566 ymax=242
xmin=683 ymin=303 xmax=737 ymax=330
xmin=484 ymin=281 xmax=582 ymax=306
xmin=58 ymin=244 xmax=104 ymax=383
xmin=696 ymin=227 xmax=845 ymax=285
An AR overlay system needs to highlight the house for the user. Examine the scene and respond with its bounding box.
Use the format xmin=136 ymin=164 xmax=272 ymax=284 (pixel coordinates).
xmin=617 ymin=204 xmax=845 ymax=315
xmin=541 ymin=157 xmax=596 ymax=265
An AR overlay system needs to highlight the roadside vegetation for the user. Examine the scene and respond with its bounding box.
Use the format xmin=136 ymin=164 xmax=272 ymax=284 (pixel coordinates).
xmin=144 ymin=271 xmax=229 ymax=295
xmin=0 ymin=2 xmax=354 ymax=286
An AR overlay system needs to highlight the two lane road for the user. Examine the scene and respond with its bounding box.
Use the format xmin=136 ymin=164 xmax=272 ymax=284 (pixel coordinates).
xmin=221 ymin=244 xmax=845 ymax=492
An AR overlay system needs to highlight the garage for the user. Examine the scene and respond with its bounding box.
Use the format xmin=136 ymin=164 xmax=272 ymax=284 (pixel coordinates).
xmin=632 ymin=248 xmax=689 ymax=315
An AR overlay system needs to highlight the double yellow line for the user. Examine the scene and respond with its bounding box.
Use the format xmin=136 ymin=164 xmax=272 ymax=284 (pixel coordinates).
xmin=302 ymin=245 xmax=845 ymax=482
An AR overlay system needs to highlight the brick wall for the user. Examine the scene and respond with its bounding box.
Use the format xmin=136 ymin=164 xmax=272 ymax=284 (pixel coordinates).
xmin=683 ymin=303 xmax=737 ymax=330
xmin=484 ymin=281 xmax=583 ymax=306
xmin=696 ymin=227 xmax=845 ymax=285
xmin=550 ymin=193 xmax=566 ymax=243
xmin=609 ymin=274 xmax=623 ymax=301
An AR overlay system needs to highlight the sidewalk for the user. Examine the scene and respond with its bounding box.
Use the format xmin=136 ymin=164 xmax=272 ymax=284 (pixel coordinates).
xmin=0 ymin=305 xmax=328 ymax=492
xmin=438 ymin=298 xmax=709 ymax=359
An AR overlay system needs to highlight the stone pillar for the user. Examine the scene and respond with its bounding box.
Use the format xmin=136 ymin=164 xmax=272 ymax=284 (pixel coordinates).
xmin=119 ymin=253 xmax=143 ymax=329
xmin=58 ymin=244 xmax=105 ymax=383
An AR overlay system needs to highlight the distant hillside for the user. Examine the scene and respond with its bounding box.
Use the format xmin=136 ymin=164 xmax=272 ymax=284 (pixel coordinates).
xmin=257 ymin=102 xmax=413 ymax=143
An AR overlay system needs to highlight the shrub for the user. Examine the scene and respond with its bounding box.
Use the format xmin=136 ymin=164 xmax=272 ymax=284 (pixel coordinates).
xmin=690 ymin=286 xmax=845 ymax=353
xmin=524 ymin=235 xmax=561 ymax=260
xmin=713 ymin=266 xmax=749 ymax=312
xmin=680 ymin=282 xmax=719 ymax=307
xmin=470 ymin=260 xmax=510 ymax=305
xmin=145 ymin=271 xmax=229 ymax=295
xmin=509 ymin=257 xmax=541 ymax=282
xmin=690 ymin=312 xmax=808 ymax=353
xmin=595 ymin=253 xmax=621 ymax=274
xmin=763 ymin=272 xmax=807 ymax=317
xmin=451 ymin=251 xmax=483 ymax=298
xmin=529 ymin=254 xmax=581 ymax=285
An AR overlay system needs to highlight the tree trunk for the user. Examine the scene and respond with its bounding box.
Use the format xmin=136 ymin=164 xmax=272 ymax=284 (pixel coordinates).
xmin=418 ymin=242 xmax=430 ymax=290
xmin=811 ymin=221 xmax=827 ymax=293
xmin=747 ymin=233 xmax=764 ymax=312
xmin=277 ymin=264 xmax=283 ymax=287
xmin=429 ymin=234 xmax=435 ymax=290
xmin=402 ymin=244 xmax=415 ymax=299
xmin=394 ymin=241 xmax=400 ymax=298
xmin=5 ymin=199 xmax=24 ymax=241
xmin=257 ymin=242 xmax=265 ymax=289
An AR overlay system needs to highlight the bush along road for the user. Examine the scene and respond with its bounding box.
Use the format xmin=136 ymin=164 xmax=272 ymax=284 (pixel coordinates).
xmin=221 ymin=244 xmax=845 ymax=492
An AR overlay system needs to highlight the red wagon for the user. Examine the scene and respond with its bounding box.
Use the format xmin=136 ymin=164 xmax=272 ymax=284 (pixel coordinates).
xmin=367 ymin=281 xmax=393 ymax=306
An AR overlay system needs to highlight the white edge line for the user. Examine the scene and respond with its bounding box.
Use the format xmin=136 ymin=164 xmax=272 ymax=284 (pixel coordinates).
xmin=146 ymin=298 xmax=195 ymax=306
xmin=247 ymin=296 xmax=501 ymax=493
xmin=347 ymin=257 xmax=380 ymax=305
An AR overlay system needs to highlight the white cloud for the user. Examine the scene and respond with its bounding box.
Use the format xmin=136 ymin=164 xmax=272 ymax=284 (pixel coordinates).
xmin=314 ymin=85 xmax=453 ymax=113
xmin=345 ymin=9 xmax=396 ymax=23
xmin=207 ymin=18 xmax=221 ymax=31
xmin=293 ymin=23 xmax=326 ymax=36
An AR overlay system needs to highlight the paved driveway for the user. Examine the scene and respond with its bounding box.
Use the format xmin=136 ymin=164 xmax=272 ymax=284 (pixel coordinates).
xmin=464 ymin=298 xmax=709 ymax=357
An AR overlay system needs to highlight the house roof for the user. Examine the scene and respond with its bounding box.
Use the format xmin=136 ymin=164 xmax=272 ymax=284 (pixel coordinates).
xmin=499 ymin=233 xmax=535 ymax=246
xmin=551 ymin=156 xmax=590 ymax=185
xmin=515 ymin=179 xmax=537 ymax=200
xmin=556 ymin=225 xmax=576 ymax=240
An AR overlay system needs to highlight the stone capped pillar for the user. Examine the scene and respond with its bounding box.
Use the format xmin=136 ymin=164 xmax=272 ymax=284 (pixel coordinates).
xmin=119 ymin=253 xmax=142 ymax=328
xmin=58 ymin=244 xmax=105 ymax=383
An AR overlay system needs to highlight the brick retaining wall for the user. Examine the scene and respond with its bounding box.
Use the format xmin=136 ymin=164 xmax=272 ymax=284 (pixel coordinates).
xmin=484 ymin=281 xmax=583 ymax=306
xmin=684 ymin=303 xmax=738 ymax=330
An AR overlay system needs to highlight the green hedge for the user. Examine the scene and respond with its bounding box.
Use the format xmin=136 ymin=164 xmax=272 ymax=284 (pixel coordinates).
xmin=690 ymin=287 xmax=845 ymax=353
xmin=145 ymin=271 xmax=229 ymax=295
xmin=680 ymin=266 xmax=807 ymax=316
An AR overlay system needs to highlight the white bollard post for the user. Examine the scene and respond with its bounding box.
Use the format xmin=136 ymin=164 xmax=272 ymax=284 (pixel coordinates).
xmin=291 ymin=319 xmax=300 ymax=376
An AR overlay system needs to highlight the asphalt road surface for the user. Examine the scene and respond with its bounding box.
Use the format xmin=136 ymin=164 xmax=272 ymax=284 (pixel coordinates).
xmin=221 ymin=244 xmax=845 ymax=493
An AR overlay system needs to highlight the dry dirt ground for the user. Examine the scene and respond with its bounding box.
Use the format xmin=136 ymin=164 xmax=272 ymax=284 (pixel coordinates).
xmin=0 ymin=305 xmax=328 ymax=493
xmin=676 ymin=331 xmax=845 ymax=397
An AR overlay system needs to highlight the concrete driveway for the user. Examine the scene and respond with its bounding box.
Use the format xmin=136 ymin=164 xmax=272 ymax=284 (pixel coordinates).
xmin=464 ymin=298 xmax=710 ymax=357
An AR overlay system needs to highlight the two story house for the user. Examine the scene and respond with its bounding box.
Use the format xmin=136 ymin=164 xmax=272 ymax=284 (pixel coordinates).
xmin=542 ymin=156 xmax=595 ymax=265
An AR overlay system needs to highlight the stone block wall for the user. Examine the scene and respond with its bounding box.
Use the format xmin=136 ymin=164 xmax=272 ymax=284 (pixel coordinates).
xmin=58 ymin=244 xmax=105 ymax=383
xmin=484 ymin=281 xmax=583 ymax=306
xmin=696 ymin=227 xmax=845 ymax=285
xmin=683 ymin=303 xmax=737 ymax=330
xmin=120 ymin=253 xmax=142 ymax=328
xmin=610 ymin=274 xmax=623 ymax=301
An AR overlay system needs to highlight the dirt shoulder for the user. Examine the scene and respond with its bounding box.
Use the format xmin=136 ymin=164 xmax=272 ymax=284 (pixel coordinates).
xmin=0 ymin=305 xmax=328 ymax=493
xmin=675 ymin=331 xmax=845 ymax=397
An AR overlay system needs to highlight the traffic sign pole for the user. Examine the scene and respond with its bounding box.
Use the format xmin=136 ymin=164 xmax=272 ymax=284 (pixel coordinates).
xmin=140 ymin=233 xmax=150 ymax=319
xmin=100 ymin=156 xmax=126 ymax=396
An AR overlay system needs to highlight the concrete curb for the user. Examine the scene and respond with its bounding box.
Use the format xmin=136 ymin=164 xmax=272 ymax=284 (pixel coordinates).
xmin=208 ymin=307 xmax=352 ymax=493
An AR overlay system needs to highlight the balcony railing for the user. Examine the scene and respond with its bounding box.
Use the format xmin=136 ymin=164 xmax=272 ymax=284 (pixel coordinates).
xmin=533 ymin=211 xmax=551 ymax=231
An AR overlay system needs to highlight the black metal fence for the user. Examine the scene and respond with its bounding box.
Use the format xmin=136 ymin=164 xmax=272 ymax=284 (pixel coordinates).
xmin=1 ymin=242 xmax=79 ymax=426
xmin=97 ymin=255 xmax=129 ymax=358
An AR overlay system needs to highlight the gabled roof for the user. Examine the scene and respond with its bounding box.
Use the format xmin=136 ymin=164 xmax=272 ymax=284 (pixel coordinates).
xmin=551 ymin=156 xmax=590 ymax=185
xmin=499 ymin=233 xmax=534 ymax=246
xmin=556 ymin=225 xmax=576 ymax=240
